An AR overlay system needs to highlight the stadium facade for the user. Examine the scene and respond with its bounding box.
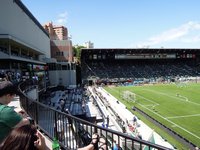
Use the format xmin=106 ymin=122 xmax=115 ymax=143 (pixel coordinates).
xmin=0 ymin=0 xmax=50 ymax=87
xmin=81 ymin=48 xmax=200 ymax=85
xmin=0 ymin=0 xmax=76 ymax=87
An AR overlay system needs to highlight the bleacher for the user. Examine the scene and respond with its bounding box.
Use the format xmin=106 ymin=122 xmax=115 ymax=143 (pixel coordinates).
xmin=82 ymin=59 xmax=199 ymax=84
xmin=17 ymin=80 xmax=172 ymax=150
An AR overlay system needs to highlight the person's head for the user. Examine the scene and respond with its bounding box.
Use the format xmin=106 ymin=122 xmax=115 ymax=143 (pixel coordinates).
xmin=0 ymin=125 xmax=38 ymax=150
xmin=0 ymin=81 xmax=18 ymax=104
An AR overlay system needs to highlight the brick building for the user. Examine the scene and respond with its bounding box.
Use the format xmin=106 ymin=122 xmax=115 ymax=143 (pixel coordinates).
xmin=43 ymin=22 xmax=73 ymax=62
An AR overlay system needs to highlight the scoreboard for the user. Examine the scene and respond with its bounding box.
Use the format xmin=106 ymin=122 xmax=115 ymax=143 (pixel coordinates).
xmin=115 ymin=54 xmax=176 ymax=59
xmin=115 ymin=53 xmax=195 ymax=59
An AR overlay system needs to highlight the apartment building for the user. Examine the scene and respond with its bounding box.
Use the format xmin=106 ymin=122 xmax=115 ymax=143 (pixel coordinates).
xmin=44 ymin=22 xmax=73 ymax=62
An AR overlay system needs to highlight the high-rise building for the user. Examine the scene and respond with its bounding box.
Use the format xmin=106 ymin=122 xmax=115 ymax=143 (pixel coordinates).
xmin=84 ymin=41 xmax=94 ymax=48
xmin=43 ymin=22 xmax=73 ymax=62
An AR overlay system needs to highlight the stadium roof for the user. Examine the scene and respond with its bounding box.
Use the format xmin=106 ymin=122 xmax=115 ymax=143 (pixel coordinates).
xmin=81 ymin=48 xmax=200 ymax=54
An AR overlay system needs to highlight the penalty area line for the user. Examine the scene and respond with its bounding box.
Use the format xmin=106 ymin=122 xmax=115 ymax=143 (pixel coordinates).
xmin=138 ymin=103 xmax=200 ymax=141
xmin=166 ymin=114 xmax=200 ymax=119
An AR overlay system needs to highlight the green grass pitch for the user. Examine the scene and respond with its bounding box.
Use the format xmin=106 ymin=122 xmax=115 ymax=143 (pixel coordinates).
xmin=104 ymin=83 xmax=200 ymax=148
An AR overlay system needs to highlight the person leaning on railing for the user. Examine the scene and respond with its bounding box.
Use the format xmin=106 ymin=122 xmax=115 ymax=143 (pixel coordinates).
xmin=0 ymin=81 xmax=30 ymax=142
xmin=78 ymin=133 xmax=107 ymax=150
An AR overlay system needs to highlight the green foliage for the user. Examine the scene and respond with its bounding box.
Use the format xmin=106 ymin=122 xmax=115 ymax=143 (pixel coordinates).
xmin=73 ymin=45 xmax=85 ymax=62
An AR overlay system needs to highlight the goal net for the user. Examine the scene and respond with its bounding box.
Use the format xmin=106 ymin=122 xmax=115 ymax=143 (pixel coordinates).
xmin=121 ymin=91 xmax=136 ymax=102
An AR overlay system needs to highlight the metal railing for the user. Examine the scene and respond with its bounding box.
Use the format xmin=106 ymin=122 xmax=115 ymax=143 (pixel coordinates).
xmin=18 ymin=80 xmax=172 ymax=150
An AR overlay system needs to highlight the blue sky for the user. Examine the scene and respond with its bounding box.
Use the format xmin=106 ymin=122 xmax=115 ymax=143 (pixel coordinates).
xmin=22 ymin=0 xmax=200 ymax=48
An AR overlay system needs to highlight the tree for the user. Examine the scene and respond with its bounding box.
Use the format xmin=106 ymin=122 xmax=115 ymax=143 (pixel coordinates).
xmin=73 ymin=45 xmax=85 ymax=63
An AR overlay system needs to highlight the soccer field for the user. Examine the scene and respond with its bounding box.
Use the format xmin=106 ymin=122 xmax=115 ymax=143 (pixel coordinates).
xmin=104 ymin=83 xmax=200 ymax=148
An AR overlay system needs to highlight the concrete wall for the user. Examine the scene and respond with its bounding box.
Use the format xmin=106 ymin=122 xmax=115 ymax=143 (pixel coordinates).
xmin=51 ymin=40 xmax=73 ymax=62
xmin=0 ymin=0 xmax=50 ymax=58
xmin=49 ymin=70 xmax=76 ymax=86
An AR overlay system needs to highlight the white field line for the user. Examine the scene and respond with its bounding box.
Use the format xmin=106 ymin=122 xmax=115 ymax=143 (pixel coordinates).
xmin=133 ymin=93 xmax=159 ymax=105
xmin=143 ymin=89 xmax=200 ymax=106
xmin=179 ymin=95 xmax=189 ymax=101
xmin=166 ymin=114 xmax=200 ymax=119
xmin=138 ymin=103 xmax=200 ymax=140
xmin=137 ymin=89 xmax=200 ymax=139
xmin=128 ymin=91 xmax=160 ymax=108
xmin=171 ymin=124 xmax=177 ymax=128
xmin=109 ymin=87 xmax=200 ymax=140
xmin=143 ymin=104 xmax=158 ymax=107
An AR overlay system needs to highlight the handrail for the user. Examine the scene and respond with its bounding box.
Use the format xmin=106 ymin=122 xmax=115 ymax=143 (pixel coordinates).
xmin=18 ymin=80 xmax=172 ymax=150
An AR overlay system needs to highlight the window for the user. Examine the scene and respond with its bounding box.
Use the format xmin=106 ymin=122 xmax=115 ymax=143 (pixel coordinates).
xmin=56 ymin=51 xmax=64 ymax=56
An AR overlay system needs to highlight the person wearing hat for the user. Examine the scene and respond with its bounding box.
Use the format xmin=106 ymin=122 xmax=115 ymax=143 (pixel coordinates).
xmin=0 ymin=81 xmax=30 ymax=142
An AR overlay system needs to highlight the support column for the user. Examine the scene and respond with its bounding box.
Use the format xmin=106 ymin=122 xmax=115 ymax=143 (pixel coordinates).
xmin=8 ymin=39 xmax=11 ymax=56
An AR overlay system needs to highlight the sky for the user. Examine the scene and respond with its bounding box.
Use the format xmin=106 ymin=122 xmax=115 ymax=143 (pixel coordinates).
xmin=22 ymin=0 xmax=200 ymax=48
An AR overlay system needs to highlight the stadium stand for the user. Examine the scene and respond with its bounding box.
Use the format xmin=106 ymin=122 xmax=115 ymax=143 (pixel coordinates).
xmin=81 ymin=48 xmax=200 ymax=85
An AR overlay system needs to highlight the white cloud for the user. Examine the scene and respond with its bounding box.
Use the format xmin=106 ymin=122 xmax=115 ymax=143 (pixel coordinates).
xmin=55 ymin=11 xmax=68 ymax=26
xmin=136 ymin=21 xmax=200 ymax=48
xmin=180 ymin=35 xmax=200 ymax=43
